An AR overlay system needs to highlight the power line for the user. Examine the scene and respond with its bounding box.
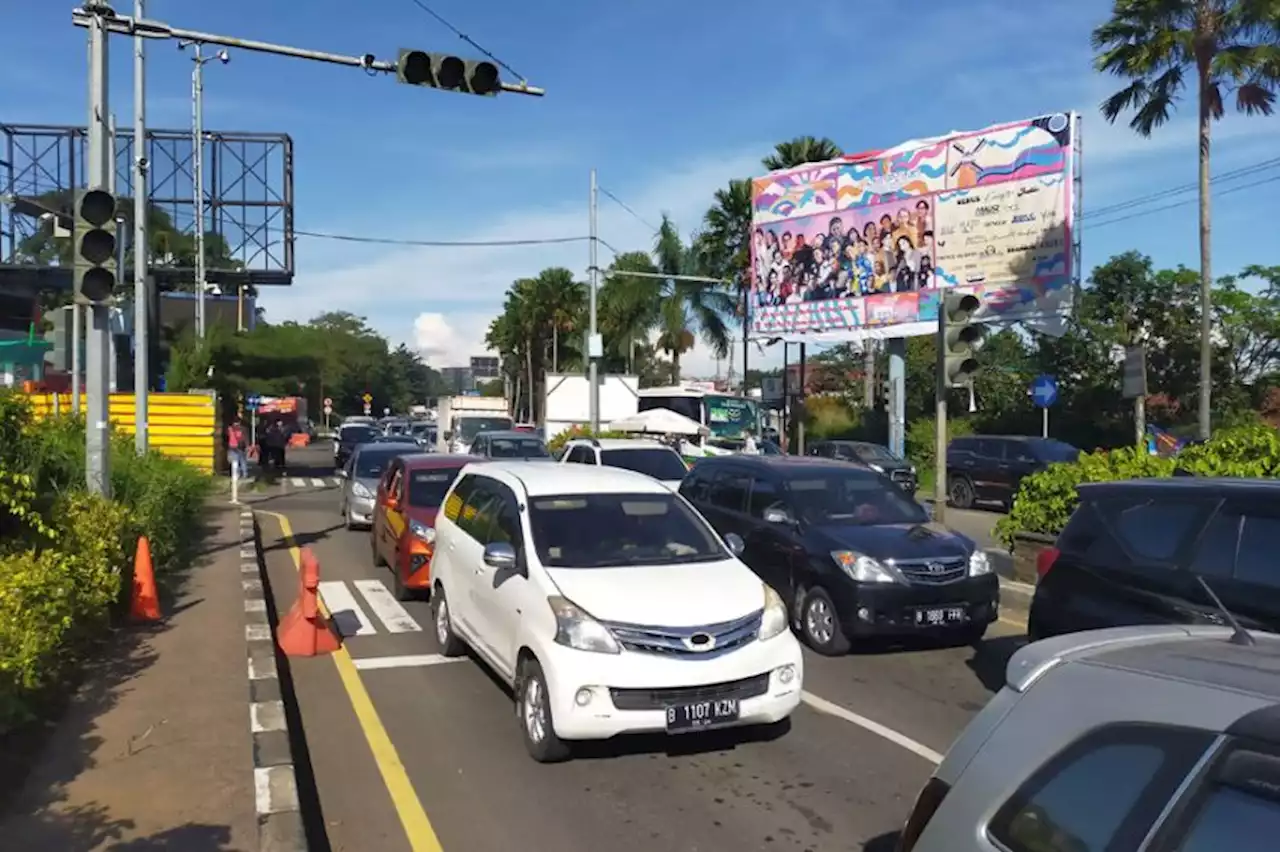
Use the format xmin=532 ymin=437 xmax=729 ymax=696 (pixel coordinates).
xmin=294 ymin=229 xmax=587 ymax=247
xmin=598 ymin=187 xmax=659 ymax=233
xmin=1083 ymin=173 xmax=1280 ymax=229
xmin=403 ymin=0 xmax=527 ymax=83
xmin=1082 ymin=156 xmax=1280 ymax=219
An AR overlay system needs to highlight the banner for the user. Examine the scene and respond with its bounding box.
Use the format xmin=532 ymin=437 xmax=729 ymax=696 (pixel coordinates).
xmin=749 ymin=112 xmax=1077 ymax=341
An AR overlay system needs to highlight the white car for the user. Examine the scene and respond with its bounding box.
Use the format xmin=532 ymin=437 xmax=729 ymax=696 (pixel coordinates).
xmin=559 ymin=437 xmax=689 ymax=489
xmin=429 ymin=462 xmax=804 ymax=762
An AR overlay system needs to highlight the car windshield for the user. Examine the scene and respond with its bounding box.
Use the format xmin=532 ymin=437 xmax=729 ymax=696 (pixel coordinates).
xmin=458 ymin=416 xmax=514 ymax=442
xmin=852 ymin=443 xmax=897 ymax=462
xmin=341 ymin=425 xmax=378 ymax=445
xmin=409 ymin=423 xmax=431 ymax=435
xmin=785 ymin=470 xmax=928 ymax=526
xmin=600 ymin=448 xmax=688 ymax=481
xmin=528 ymin=493 xmax=726 ymax=568
xmin=489 ymin=438 xmax=549 ymax=459
xmin=354 ymin=449 xmax=405 ymax=479
xmin=407 ymin=467 xmax=463 ymax=507
xmin=1031 ymin=438 xmax=1081 ymax=463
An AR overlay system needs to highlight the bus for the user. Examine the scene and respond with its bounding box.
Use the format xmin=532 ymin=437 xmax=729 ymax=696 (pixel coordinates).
xmin=636 ymin=386 xmax=762 ymax=444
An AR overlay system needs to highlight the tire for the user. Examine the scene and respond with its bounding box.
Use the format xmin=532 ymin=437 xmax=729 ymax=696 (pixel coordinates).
xmin=517 ymin=658 xmax=571 ymax=763
xmin=949 ymin=475 xmax=976 ymax=510
xmin=800 ymin=587 xmax=851 ymax=656
xmin=431 ymin=589 xmax=466 ymax=658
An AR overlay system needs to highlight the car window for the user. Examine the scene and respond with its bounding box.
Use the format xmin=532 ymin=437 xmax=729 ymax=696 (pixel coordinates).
xmin=443 ymin=474 xmax=478 ymax=523
xmin=708 ymin=470 xmax=750 ymax=512
xmin=748 ymin=476 xmax=784 ymax=519
xmin=487 ymin=494 xmax=522 ymax=549
xmin=457 ymin=479 xmax=501 ymax=542
xmin=600 ymin=448 xmax=688 ymax=481
xmin=785 ymin=470 xmax=927 ymax=526
xmin=1031 ymin=439 xmax=1081 ymax=463
xmin=679 ymin=469 xmax=710 ymax=503
xmin=1173 ymin=749 xmax=1280 ymax=852
xmin=989 ymin=723 xmax=1216 ymax=852
xmin=949 ymin=437 xmax=975 ymax=454
xmin=1234 ymin=511 xmax=1280 ymax=590
xmin=852 ymin=443 xmax=896 ymax=462
xmin=1187 ymin=508 xmax=1240 ymax=579
xmin=1008 ymin=441 xmax=1038 ymax=464
xmin=355 ymin=449 xmax=404 ymax=479
xmin=977 ymin=439 xmax=1008 ymax=461
xmin=489 ymin=437 xmax=549 ymax=459
xmin=470 ymin=436 xmax=487 ymax=456
xmin=527 ymin=493 xmax=726 ymax=568
xmin=406 ymin=467 xmax=463 ymax=508
xmin=1091 ymin=497 xmax=1215 ymax=564
xmin=341 ymin=425 xmax=378 ymax=444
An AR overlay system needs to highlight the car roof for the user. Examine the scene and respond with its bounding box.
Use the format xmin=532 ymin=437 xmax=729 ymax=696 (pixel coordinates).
xmin=480 ymin=430 xmax=543 ymax=441
xmin=1006 ymin=625 xmax=1280 ymax=701
xmin=693 ymin=455 xmax=868 ymax=475
xmin=354 ymin=440 xmax=418 ymax=455
xmin=1079 ymin=477 xmax=1280 ymax=496
xmin=472 ymin=461 xmax=671 ymax=497
xmin=402 ymin=453 xmax=478 ymax=470
xmin=568 ymin=438 xmax=674 ymax=450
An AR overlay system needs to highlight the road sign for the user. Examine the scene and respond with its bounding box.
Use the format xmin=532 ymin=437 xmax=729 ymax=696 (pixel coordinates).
xmin=362 ymin=392 xmax=373 ymax=404
xmin=246 ymin=394 xmax=261 ymax=410
xmin=323 ymin=396 xmax=333 ymax=407
xmin=1030 ymin=375 xmax=1058 ymax=408
xmin=323 ymin=403 xmax=332 ymax=416
xmin=363 ymin=403 xmax=372 ymax=415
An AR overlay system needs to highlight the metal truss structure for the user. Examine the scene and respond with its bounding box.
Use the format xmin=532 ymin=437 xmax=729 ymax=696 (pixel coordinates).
xmin=0 ymin=122 xmax=293 ymax=294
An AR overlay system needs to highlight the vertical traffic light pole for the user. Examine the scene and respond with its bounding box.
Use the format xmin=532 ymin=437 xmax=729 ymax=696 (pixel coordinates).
xmin=588 ymin=168 xmax=600 ymax=433
xmin=85 ymin=5 xmax=112 ymax=495
xmin=133 ymin=0 xmax=149 ymax=454
xmin=933 ymin=305 xmax=948 ymax=524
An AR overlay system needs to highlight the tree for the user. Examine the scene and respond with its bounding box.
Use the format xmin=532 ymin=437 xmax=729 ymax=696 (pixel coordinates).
xmin=1092 ymin=0 xmax=1280 ymax=439
xmin=762 ymin=136 xmax=844 ymax=171
xmin=652 ymin=214 xmax=734 ymax=379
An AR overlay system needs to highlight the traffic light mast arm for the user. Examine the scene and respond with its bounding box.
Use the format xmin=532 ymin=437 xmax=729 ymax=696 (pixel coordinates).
xmin=72 ymin=8 xmax=545 ymax=96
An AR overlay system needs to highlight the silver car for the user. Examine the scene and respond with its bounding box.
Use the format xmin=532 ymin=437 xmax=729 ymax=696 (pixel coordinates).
xmin=338 ymin=441 xmax=419 ymax=529
xmin=900 ymin=623 xmax=1280 ymax=852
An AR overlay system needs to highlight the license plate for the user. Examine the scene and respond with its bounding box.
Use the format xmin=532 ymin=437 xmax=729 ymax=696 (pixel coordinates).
xmin=914 ymin=606 xmax=966 ymax=626
xmin=665 ymin=698 xmax=740 ymax=733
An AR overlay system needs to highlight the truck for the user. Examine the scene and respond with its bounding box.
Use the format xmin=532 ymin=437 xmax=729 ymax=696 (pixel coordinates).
xmin=542 ymin=373 xmax=640 ymax=443
xmin=435 ymin=395 xmax=512 ymax=454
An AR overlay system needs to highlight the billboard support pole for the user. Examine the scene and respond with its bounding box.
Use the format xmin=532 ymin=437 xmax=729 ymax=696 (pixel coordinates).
xmin=887 ymin=338 xmax=905 ymax=458
xmin=863 ymin=342 xmax=875 ymax=409
xmin=933 ymin=311 xmax=947 ymax=524
xmin=587 ymin=168 xmax=599 ymax=433
xmin=796 ymin=344 xmax=807 ymax=456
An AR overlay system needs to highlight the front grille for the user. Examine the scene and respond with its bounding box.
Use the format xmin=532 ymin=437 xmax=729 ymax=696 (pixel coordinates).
xmin=599 ymin=610 xmax=763 ymax=659
xmin=895 ymin=556 xmax=967 ymax=585
xmin=609 ymin=673 xmax=771 ymax=711
xmin=890 ymin=469 xmax=915 ymax=484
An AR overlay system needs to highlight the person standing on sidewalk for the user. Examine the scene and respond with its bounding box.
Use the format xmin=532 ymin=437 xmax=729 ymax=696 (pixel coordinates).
xmin=226 ymin=417 xmax=248 ymax=480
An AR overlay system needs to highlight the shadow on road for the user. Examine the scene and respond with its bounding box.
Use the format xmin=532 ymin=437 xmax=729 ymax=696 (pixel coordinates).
xmin=6 ymin=805 xmax=238 ymax=850
xmin=966 ymin=634 xmax=1028 ymax=693
xmin=260 ymin=523 xmax=344 ymax=555
xmin=864 ymin=829 xmax=902 ymax=851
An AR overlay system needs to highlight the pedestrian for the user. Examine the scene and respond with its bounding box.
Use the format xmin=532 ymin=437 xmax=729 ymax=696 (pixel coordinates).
xmin=265 ymin=420 xmax=288 ymax=473
xmin=226 ymin=417 xmax=248 ymax=480
xmin=742 ymin=429 xmax=760 ymax=455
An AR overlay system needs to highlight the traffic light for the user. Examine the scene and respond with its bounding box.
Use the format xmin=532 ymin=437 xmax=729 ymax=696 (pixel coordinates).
xmin=940 ymin=291 xmax=985 ymax=387
xmin=395 ymin=49 xmax=500 ymax=95
xmin=73 ymin=187 xmax=117 ymax=304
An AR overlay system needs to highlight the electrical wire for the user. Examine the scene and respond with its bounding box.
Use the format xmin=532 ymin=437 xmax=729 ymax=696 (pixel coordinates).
xmin=293 ymin=228 xmax=588 ymax=247
xmin=599 ymin=187 xmax=659 ymax=233
xmin=1083 ymin=173 xmax=1280 ymax=229
xmin=1082 ymin=156 xmax=1280 ymax=219
xmin=403 ymin=0 xmax=527 ymax=83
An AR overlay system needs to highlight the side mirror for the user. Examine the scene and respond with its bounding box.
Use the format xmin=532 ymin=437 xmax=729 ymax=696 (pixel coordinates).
xmin=337 ymin=468 xmax=347 ymax=478
xmin=482 ymin=541 xmax=517 ymax=570
xmin=763 ymin=507 xmax=793 ymax=525
xmin=724 ymin=533 xmax=745 ymax=556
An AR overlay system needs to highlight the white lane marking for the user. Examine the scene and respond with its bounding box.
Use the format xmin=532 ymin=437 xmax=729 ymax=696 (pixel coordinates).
xmin=254 ymin=765 xmax=299 ymax=815
xmin=245 ymin=623 xmax=272 ymax=642
xmin=311 ymin=478 xmax=326 ymax=487
xmin=245 ymin=598 xmax=267 ymax=613
xmin=353 ymin=579 xmax=422 ymax=634
xmin=801 ymin=691 xmax=944 ymax=765
xmin=317 ymin=580 xmax=376 ymax=636
xmin=248 ymin=657 xmax=277 ymax=680
xmin=289 ymin=478 xmax=305 ymax=488
xmin=352 ymin=654 xmax=465 ymax=671
xmin=250 ymin=700 xmax=287 ymax=732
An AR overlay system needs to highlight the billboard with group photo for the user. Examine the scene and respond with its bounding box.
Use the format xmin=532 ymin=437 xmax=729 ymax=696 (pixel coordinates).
xmin=748 ymin=112 xmax=1078 ymax=341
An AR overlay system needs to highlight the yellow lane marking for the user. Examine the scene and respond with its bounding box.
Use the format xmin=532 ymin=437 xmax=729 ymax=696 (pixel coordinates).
xmin=259 ymin=510 xmax=444 ymax=852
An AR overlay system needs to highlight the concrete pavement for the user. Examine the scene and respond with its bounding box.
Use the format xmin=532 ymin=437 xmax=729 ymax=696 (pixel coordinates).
xmin=249 ymin=445 xmax=1028 ymax=851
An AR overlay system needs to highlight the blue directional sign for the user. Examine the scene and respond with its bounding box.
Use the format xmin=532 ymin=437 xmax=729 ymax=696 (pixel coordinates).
xmin=245 ymin=394 xmax=262 ymax=411
xmin=1030 ymin=374 xmax=1058 ymax=408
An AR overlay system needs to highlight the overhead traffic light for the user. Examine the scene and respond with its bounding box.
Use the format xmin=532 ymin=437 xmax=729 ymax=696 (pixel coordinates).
xmin=395 ymin=49 xmax=501 ymax=96
xmin=939 ymin=291 xmax=985 ymax=388
xmin=73 ymin=187 xmax=117 ymax=304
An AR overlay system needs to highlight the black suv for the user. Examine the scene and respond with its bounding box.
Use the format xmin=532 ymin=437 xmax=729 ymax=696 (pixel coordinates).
xmin=1029 ymin=478 xmax=1280 ymax=641
xmin=334 ymin=422 xmax=380 ymax=468
xmin=680 ymin=456 xmax=998 ymax=655
xmin=946 ymin=435 xmax=1079 ymax=510
xmin=808 ymin=440 xmax=917 ymax=495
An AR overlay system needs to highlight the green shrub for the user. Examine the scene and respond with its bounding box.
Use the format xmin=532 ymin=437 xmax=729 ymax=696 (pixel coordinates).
xmin=52 ymin=490 xmax=136 ymax=616
xmin=109 ymin=435 xmax=212 ymax=573
xmin=906 ymin=415 xmax=974 ymax=474
xmin=1175 ymin=423 xmax=1280 ymax=477
xmin=804 ymin=396 xmax=858 ymax=441
xmin=546 ymin=425 xmax=631 ymax=454
xmin=0 ymin=549 xmax=82 ymax=728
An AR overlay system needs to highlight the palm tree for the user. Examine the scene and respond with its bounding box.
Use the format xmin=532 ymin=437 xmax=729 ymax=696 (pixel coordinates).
xmin=762 ymin=136 xmax=844 ymax=171
xmin=599 ymin=251 xmax=663 ymax=372
xmin=1092 ymin=0 xmax=1280 ymax=439
xmin=653 ymin=214 xmax=735 ymax=379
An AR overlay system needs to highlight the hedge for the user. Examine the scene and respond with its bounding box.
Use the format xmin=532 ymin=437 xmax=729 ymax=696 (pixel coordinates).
xmin=0 ymin=390 xmax=212 ymax=731
xmin=993 ymin=423 xmax=1280 ymax=550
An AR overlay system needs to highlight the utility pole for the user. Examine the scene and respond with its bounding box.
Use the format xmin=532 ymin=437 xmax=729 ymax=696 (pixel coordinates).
xmin=863 ymin=341 xmax=875 ymax=409
xmin=85 ymin=3 xmax=112 ymax=495
xmin=933 ymin=310 xmax=948 ymax=524
xmin=133 ymin=0 xmax=148 ymax=453
xmin=588 ymin=168 xmax=600 ymax=433
xmin=191 ymin=42 xmax=207 ymax=339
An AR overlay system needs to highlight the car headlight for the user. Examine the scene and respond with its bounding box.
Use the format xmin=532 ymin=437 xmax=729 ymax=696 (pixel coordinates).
xmin=547 ymin=596 xmax=620 ymax=654
xmin=869 ymin=463 xmax=884 ymax=473
xmin=352 ymin=481 xmax=373 ymax=500
xmin=831 ymin=550 xmax=904 ymax=584
xmin=759 ymin=584 xmax=788 ymax=641
xmin=408 ymin=519 xmax=435 ymax=544
xmin=969 ymin=550 xmax=992 ymax=576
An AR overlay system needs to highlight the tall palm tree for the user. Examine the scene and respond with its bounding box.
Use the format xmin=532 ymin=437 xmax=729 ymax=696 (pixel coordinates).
xmin=599 ymin=251 xmax=663 ymax=372
xmin=653 ymin=214 xmax=734 ymax=379
xmin=762 ymin=136 xmax=844 ymax=171
xmin=1092 ymin=0 xmax=1280 ymax=439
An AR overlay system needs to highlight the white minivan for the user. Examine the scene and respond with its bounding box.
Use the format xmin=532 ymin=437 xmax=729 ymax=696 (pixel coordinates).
xmin=429 ymin=462 xmax=804 ymax=762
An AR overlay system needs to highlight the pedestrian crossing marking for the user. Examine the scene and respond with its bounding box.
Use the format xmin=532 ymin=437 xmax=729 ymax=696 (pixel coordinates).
xmin=318 ymin=580 xmax=377 ymax=637
xmin=316 ymin=578 xmax=423 ymax=637
xmin=354 ymin=579 xmax=422 ymax=634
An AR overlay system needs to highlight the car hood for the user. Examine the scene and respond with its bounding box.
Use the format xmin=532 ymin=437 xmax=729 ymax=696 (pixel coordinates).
xmin=810 ymin=521 xmax=972 ymax=561
xmin=544 ymin=558 xmax=764 ymax=627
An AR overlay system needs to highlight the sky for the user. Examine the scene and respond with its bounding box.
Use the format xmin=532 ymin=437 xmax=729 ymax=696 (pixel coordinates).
xmin=3 ymin=0 xmax=1278 ymax=378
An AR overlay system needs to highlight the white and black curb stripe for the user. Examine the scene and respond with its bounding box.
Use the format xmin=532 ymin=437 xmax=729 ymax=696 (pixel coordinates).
xmin=240 ymin=508 xmax=308 ymax=852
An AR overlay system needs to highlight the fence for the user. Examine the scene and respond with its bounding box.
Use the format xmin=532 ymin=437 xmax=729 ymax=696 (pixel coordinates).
xmin=27 ymin=391 xmax=220 ymax=473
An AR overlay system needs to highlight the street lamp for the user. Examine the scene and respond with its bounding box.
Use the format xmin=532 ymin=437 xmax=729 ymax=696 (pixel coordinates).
xmin=177 ymin=39 xmax=230 ymax=339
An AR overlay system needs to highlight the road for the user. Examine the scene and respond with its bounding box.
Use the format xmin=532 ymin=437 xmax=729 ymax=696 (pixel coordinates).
xmin=254 ymin=446 xmax=1027 ymax=852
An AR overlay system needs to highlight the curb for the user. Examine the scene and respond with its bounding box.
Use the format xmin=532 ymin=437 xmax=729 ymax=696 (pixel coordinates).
xmin=998 ymin=575 xmax=1035 ymax=625
xmin=237 ymin=507 xmax=308 ymax=852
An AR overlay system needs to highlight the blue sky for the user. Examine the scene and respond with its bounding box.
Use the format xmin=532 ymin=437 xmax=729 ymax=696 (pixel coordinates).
xmin=4 ymin=0 xmax=1278 ymax=376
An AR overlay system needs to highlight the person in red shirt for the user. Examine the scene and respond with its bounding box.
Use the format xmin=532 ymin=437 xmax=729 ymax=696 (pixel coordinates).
xmin=227 ymin=418 xmax=248 ymax=479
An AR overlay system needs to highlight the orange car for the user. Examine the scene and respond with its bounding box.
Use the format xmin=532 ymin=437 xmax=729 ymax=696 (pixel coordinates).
xmin=371 ymin=454 xmax=485 ymax=601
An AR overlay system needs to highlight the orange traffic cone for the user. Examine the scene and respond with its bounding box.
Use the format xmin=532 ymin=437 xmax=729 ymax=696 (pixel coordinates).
xmin=130 ymin=536 xmax=162 ymax=622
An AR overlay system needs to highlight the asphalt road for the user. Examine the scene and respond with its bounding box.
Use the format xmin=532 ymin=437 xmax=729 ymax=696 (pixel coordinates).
xmin=253 ymin=446 xmax=1027 ymax=852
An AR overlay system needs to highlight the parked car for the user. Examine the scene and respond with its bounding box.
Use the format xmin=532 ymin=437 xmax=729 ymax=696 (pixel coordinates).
xmin=560 ymin=437 xmax=689 ymax=489
xmin=334 ymin=421 xmax=381 ymax=469
xmin=945 ymin=435 xmax=1079 ymax=510
xmin=680 ymin=456 xmax=997 ymax=654
xmin=408 ymin=421 xmax=436 ymax=449
xmin=897 ymin=623 xmax=1280 ymax=852
xmin=1028 ymin=477 xmax=1280 ymax=641
xmin=337 ymin=440 xmax=419 ymax=529
xmin=429 ymin=462 xmax=804 ymax=763
xmin=469 ymin=430 xmax=552 ymax=460
xmin=371 ymin=453 xmax=480 ymax=600
xmin=808 ymin=440 xmax=917 ymax=495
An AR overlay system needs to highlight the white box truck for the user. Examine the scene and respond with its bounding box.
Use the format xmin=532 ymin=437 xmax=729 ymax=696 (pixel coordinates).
xmin=436 ymin=395 xmax=512 ymax=454
xmin=542 ymin=373 xmax=640 ymax=442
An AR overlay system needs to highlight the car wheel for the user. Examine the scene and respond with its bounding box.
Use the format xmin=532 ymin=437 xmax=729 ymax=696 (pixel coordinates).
xmin=801 ymin=587 xmax=851 ymax=656
xmin=517 ymin=658 xmax=570 ymax=763
xmin=431 ymin=589 xmax=465 ymax=657
xmin=949 ymin=475 xmax=976 ymax=510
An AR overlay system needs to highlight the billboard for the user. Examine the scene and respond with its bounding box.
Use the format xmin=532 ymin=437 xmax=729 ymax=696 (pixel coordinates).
xmin=748 ymin=112 xmax=1078 ymax=342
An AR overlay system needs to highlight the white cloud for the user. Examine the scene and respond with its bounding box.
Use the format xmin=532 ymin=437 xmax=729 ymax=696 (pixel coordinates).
xmin=411 ymin=311 xmax=496 ymax=369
